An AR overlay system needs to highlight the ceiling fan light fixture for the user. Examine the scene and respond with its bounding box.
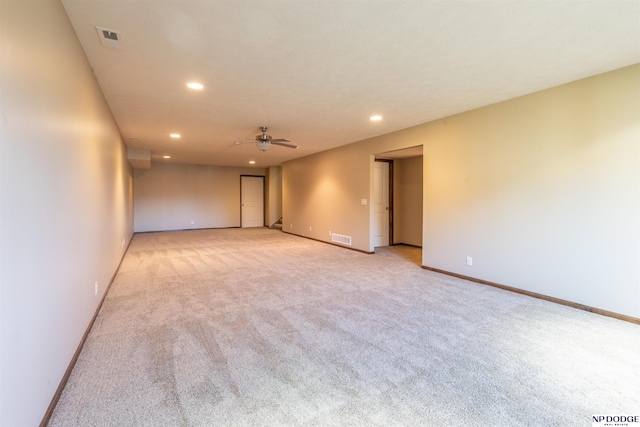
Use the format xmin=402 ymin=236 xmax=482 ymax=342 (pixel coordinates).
xmin=233 ymin=126 xmax=296 ymax=151
xmin=257 ymin=142 xmax=271 ymax=151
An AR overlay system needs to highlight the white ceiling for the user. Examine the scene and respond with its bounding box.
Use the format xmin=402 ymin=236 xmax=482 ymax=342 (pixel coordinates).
xmin=61 ymin=1 xmax=640 ymax=168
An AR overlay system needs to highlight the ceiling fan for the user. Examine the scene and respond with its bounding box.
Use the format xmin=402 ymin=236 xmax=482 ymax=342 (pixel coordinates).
xmin=236 ymin=126 xmax=298 ymax=152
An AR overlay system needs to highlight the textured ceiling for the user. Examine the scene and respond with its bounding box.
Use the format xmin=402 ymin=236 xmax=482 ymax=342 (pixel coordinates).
xmin=61 ymin=1 xmax=640 ymax=168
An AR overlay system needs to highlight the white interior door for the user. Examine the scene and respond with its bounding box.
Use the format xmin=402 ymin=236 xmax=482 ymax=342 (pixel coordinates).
xmin=241 ymin=176 xmax=264 ymax=228
xmin=371 ymin=161 xmax=390 ymax=247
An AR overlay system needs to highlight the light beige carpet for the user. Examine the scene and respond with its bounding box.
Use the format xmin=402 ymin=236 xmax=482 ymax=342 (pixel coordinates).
xmin=48 ymin=228 xmax=640 ymax=426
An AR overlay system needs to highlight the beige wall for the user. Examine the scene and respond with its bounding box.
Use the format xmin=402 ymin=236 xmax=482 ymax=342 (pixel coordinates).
xmin=265 ymin=166 xmax=283 ymax=227
xmin=283 ymin=148 xmax=375 ymax=242
xmin=421 ymin=64 xmax=639 ymax=318
xmin=134 ymin=163 xmax=265 ymax=232
xmin=283 ymin=65 xmax=639 ymax=318
xmin=394 ymin=156 xmax=423 ymax=246
xmin=0 ymin=1 xmax=134 ymax=425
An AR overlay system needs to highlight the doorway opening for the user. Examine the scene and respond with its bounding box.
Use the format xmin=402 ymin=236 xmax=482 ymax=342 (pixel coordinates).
xmin=371 ymin=146 xmax=423 ymax=254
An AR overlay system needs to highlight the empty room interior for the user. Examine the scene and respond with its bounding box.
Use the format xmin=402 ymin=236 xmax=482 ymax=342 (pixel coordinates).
xmin=1 ymin=1 xmax=639 ymax=426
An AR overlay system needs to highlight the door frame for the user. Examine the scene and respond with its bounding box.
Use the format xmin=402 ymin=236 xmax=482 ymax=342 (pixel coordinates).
xmin=240 ymin=175 xmax=265 ymax=228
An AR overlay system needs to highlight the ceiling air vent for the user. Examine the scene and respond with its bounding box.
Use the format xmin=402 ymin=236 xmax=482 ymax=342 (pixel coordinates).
xmin=96 ymin=27 xmax=121 ymax=48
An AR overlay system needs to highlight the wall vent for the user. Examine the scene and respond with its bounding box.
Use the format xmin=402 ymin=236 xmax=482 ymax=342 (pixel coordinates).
xmin=331 ymin=233 xmax=352 ymax=246
xmin=96 ymin=27 xmax=121 ymax=48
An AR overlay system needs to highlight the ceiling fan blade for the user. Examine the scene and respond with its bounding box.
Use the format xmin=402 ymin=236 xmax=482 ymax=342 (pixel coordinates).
xmin=271 ymin=141 xmax=298 ymax=149
xmin=270 ymin=138 xmax=290 ymax=143
xmin=234 ymin=139 xmax=253 ymax=145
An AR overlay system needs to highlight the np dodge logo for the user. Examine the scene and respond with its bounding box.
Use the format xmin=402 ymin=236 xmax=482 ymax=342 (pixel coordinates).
xmin=592 ymin=415 xmax=640 ymax=426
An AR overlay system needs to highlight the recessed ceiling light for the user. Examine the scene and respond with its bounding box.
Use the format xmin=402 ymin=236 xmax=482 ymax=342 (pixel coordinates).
xmin=170 ymin=133 xmax=181 ymax=138
xmin=249 ymin=160 xmax=256 ymax=164
xmin=370 ymin=115 xmax=382 ymax=121
xmin=163 ymin=155 xmax=171 ymax=159
xmin=187 ymin=82 xmax=203 ymax=90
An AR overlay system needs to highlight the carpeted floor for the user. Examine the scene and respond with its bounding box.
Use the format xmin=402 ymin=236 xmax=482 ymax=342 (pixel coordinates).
xmin=48 ymin=228 xmax=640 ymax=426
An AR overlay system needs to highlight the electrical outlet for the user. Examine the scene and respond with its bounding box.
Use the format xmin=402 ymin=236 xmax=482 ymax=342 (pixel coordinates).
xmin=191 ymin=220 xmax=194 ymax=225
xmin=329 ymin=230 xmax=332 ymax=237
xmin=309 ymin=226 xmax=312 ymax=232
xmin=290 ymin=224 xmax=293 ymax=229
xmin=94 ymin=281 xmax=98 ymax=295
xmin=466 ymin=256 xmax=473 ymax=266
